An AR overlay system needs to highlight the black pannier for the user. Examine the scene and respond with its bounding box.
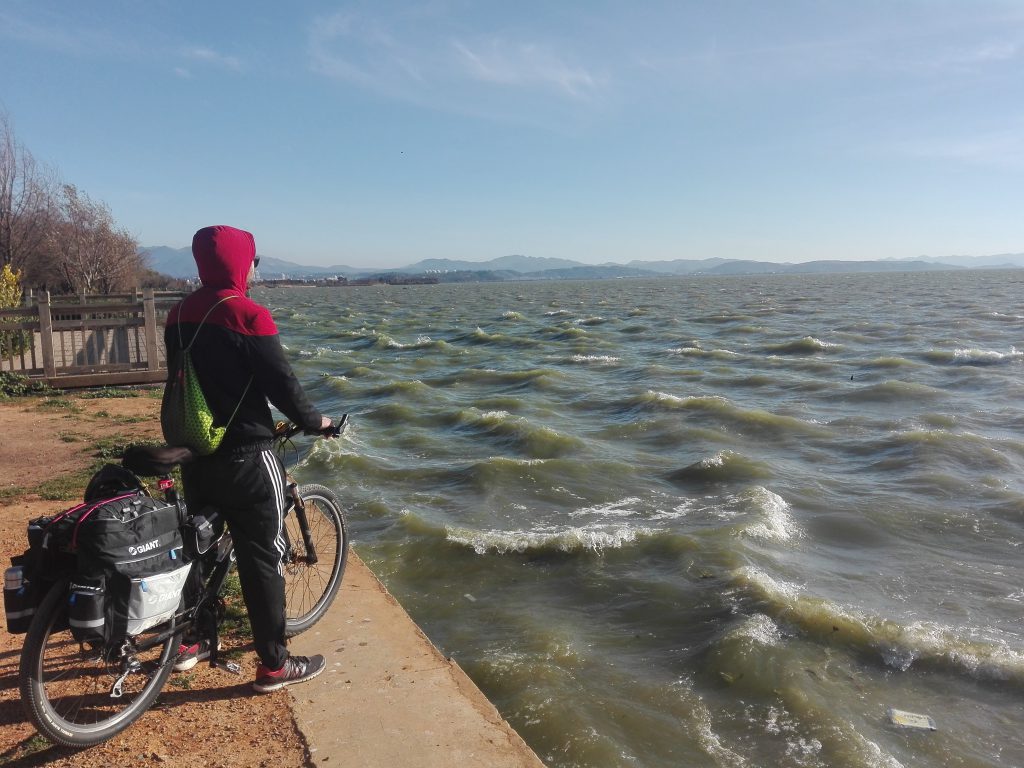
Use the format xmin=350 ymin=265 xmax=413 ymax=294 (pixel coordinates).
xmin=4 ymin=494 xmax=126 ymax=635
xmin=5 ymin=465 xmax=191 ymax=643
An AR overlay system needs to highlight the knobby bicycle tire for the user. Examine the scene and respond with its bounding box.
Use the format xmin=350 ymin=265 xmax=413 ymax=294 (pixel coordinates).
xmin=19 ymin=579 xmax=181 ymax=747
xmin=283 ymin=483 xmax=349 ymax=637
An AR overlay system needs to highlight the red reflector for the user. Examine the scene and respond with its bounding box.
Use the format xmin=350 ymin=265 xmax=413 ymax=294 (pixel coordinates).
xmin=158 ymin=479 xmax=174 ymax=490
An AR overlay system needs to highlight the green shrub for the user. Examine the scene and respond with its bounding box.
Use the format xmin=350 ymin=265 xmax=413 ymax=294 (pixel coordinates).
xmin=0 ymin=372 xmax=56 ymax=398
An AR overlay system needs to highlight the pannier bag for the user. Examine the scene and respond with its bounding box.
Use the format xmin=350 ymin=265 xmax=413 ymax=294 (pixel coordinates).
xmin=6 ymin=473 xmax=191 ymax=644
xmin=4 ymin=494 xmax=130 ymax=635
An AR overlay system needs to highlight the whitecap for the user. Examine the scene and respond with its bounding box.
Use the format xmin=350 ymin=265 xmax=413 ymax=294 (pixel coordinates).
xmin=446 ymin=522 xmax=656 ymax=555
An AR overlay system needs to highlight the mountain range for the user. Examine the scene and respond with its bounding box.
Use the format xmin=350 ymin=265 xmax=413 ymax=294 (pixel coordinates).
xmin=140 ymin=246 xmax=1024 ymax=282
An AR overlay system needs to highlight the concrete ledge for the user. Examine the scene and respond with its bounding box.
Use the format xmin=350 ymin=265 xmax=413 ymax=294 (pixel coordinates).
xmin=287 ymin=552 xmax=544 ymax=768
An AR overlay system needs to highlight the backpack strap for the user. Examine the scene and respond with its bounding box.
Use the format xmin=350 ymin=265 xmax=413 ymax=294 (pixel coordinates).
xmin=177 ymin=293 xmax=239 ymax=352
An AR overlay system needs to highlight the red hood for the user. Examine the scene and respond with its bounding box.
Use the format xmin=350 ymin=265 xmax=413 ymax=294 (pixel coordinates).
xmin=192 ymin=225 xmax=256 ymax=290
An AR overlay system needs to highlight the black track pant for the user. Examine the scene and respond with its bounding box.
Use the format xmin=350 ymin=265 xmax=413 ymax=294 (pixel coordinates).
xmin=182 ymin=444 xmax=290 ymax=671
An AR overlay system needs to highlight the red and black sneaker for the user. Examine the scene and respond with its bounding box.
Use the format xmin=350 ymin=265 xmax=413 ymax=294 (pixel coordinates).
xmin=252 ymin=654 xmax=326 ymax=694
xmin=173 ymin=640 xmax=217 ymax=672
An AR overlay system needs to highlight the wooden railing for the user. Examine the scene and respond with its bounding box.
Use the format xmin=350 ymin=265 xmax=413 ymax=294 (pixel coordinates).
xmin=0 ymin=290 xmax=187 ymax=388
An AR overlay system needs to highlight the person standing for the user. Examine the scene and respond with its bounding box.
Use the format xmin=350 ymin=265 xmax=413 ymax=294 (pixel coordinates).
xmin=163 ymin=224 xmax=334 ymax=692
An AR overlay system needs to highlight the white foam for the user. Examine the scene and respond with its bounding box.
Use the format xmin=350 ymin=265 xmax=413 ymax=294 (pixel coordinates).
xmin=953 ymin=346 xmax=1023 ymax=364
xmin=570 ymin=355 xmax=621 ymax=365
xmin=568 ymin=497 xmax=644 ymax=519
xmin=446 ymin=522 xmax=655 ymax=555
xmin=726 ymin=614 xmax=783 ymax=646
xmin=739 ymin=487 xmax=800 ymax=542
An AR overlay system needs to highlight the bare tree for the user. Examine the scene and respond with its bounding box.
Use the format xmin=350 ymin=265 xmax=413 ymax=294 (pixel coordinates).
xmin=49 ymin=184 xmax=144 ymax=294
xmin=0 ymin=112 xmax=54 ymax=273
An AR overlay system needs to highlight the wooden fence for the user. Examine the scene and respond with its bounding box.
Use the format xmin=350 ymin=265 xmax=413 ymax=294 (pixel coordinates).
xmin=0 ymin=290 xmax=187 ymax=388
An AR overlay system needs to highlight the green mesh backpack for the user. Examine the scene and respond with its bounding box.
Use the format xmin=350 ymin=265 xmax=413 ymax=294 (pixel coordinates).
xmin=160 ymin=295 xmax=253 ymax=455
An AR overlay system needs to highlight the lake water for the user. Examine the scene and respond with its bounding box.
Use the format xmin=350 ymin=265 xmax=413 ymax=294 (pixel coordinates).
xmin=262 ymin=270 xmax=1024 ymax=768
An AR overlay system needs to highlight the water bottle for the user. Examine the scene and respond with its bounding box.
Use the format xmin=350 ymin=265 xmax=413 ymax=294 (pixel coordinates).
xmin=4 ymin=566 xmax=23 ymax=591
xmin=4 ymin=565 xmax=33 ymax=633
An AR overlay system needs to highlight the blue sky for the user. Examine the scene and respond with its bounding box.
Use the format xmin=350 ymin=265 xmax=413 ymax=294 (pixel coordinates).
xmin=1 ymin=1 xmax=1022 ymax=268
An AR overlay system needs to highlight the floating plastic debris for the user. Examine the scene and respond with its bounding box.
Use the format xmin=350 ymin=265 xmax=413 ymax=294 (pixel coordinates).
xmin=887 ymin=708 xmax=937 ymax=731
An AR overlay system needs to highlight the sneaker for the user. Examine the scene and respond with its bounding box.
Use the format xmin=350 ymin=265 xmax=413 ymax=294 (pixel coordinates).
xmin=173 ymin=640 xmax=215 ymax=672
xmin=252 ymin=654 xmax=326 ymax=694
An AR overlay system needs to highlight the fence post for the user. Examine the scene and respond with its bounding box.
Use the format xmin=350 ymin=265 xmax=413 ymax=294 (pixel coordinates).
xmin=38 ymin=291 xmax=57 ymax=379
xmin=143 ymin=288 xmax=160 ymax=371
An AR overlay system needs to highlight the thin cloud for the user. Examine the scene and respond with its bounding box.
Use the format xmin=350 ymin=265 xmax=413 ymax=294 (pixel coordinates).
xmin=453 ymin=39 xmax=600 ymax=100
xmin=308 ymin=10 xmax=603 ymax=107
xmin=0 ymin=9 xmax=136 ymax=57
xmin=182 ymin=46 xmax=243 ymax=72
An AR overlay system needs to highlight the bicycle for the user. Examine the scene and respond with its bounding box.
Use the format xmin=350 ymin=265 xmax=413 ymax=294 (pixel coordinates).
xmin=18 ymin=416 xmax=350 ymax=747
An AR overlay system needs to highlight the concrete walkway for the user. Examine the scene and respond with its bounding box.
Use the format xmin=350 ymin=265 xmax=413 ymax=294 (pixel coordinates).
xmin=287 ymin=553 xmax=545 ymax=767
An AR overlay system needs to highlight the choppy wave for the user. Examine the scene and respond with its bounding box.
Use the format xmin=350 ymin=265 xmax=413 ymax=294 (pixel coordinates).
xmin=925 ymin=347 xmax=1024 ymax=366
xmin=434 ymin=367 xmax=566 ymax=390
xmin=766 ymin=336 xmax=842 ymax=355
xmin=462 ymin=327 xmax=539 ymax=347
xmin=842 ymin=380 xmax=944 ymax=402
xmin=735 ymin=487 xmax=799 ymax=542
xmin=446 ymin=522 xmax=659 ymax=555
xmin=668 ymin=346 xmax=740 ymax=359
xmin=632 ymin=391 xmax=829 ymax=438
xmin=669 ymin=451 xmax=773 ymax=486
xmin=732 ymin=567 xmax=1024 ymax=684
xmin=862 ymin=356 xmax=917 ymax=369
xmin=451 ymin=408 xmax=583 ymax=458
xmin=298 ymin=345 xmax=352 ymax=358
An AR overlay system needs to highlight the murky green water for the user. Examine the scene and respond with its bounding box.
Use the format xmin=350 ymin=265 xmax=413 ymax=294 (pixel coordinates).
xmin=264 ymin=270 xmax=1024 ymax=768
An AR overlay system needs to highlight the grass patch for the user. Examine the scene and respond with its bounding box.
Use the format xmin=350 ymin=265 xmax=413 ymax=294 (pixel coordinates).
xmin=116 ymin=415 xmax=148 ymax=424
xmin=169 ymin=674 xmax=195 ymax=690
xmin=58 ymin=432 xmax=81 ymax=443
xmin=25 ymin=437 xmax=165 ymax=501
xmin=220 ymin=570 xmax=252 ymax=637
xmin=93 ymin=409 xmax=111 ymax=419
xmin=79 ymin=387 xmax=141 ymax=399
xmin=34 ymin=397 xmax=80 ymax=413
xmin=34 ymin=470 xmax=93 ymax=501
xmin=0 ymin=486 xmax=25 ymax=506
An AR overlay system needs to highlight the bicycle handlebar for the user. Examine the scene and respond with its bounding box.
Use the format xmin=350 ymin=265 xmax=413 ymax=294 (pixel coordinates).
xmin=274 ymin=413 xmax=349 ymax=441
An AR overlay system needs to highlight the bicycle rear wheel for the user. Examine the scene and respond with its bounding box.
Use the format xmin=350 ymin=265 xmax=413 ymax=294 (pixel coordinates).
xmin=20 ymin=579 xmax=181 ymax=747
xmin=283 ymin=483 xmax=348 ymax=636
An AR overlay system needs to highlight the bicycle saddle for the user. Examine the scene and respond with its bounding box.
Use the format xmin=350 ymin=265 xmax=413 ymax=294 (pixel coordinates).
xmin=122 ymin=444 xmax=196 ymax=476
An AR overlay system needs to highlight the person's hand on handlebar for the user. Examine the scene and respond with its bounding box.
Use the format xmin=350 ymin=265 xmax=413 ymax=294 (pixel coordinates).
xmin=314 ymin=414 xmax=348 ymax=438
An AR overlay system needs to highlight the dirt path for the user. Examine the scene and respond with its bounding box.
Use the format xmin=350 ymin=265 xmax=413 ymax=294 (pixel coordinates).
xmin=0 ymin=390 xmax=310 ymax=768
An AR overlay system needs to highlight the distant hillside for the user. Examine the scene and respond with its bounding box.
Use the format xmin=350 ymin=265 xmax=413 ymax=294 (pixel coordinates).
xmin=406 ymin=255 xmax=582 ymax=273
xmin=140 ymin=246 xmax=1020 ymax=282
xmin=899 ymin=253 xmax=1024 ymax=269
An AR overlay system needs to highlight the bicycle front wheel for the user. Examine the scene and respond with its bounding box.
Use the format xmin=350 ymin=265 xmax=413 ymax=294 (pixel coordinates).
xmin=19 ymin=580 xmax=181 ymax=747
xmin=283 ymin=483 xmax=349 ymax=636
